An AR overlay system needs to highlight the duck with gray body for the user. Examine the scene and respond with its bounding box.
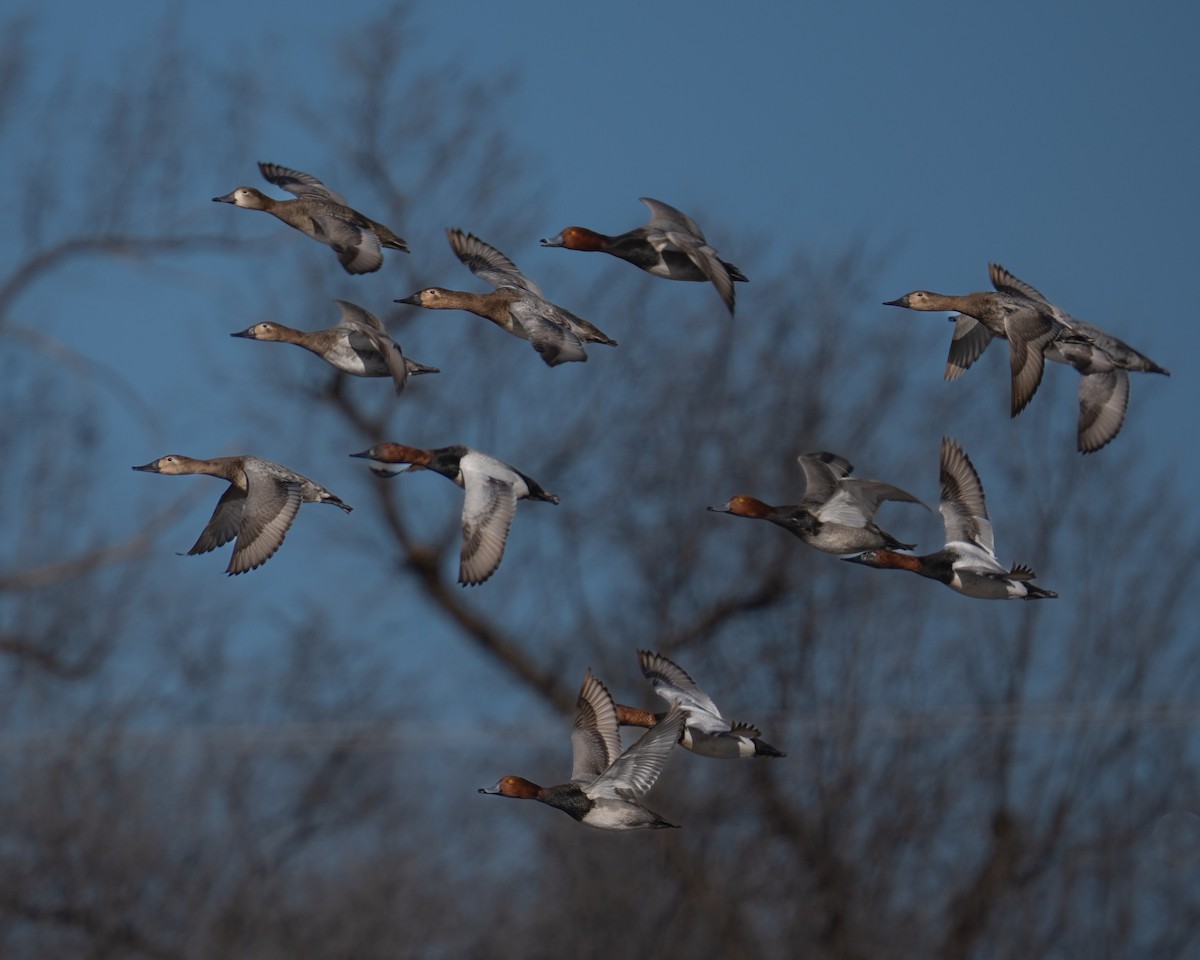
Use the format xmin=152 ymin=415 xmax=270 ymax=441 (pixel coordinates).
xmin=541 ymin=197 xmax=748 ymax=314
xmin=231 ymin=299 xmax=438 ymax=394
xmin=615 ymin=650 xmax=785 ymax=759
xmin=132 ymin=454 xmax=351 ymax=576
xmin=883 ymin=261 xmax=1102 ymax=417
xmin=844 ymin=437 xmax=1057 ymax=600
xmin=213 ymin=162 xmax=408 ymax=275
xmin=941 ymin=264 xmax=1169 ymax=453
xmin=479 ymin=669 xmax=685 ymax=830
xmin=397 ymin=229 xmax=617 ymax=367
xmin=349 ymin=442 xmax=558 ymax=586
xmin=709 ymin=450 xmax=926 ymax=555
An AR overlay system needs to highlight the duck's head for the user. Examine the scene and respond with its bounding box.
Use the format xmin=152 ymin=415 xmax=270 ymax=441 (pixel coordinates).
xmin=132 ymin=454 xmax=195 ymax=476
xmin=707 ymin=495 xmax=774 ymax=519
xmin=479 ymin=776 xmax=540 ymax=800
xmin=540 ymin=226 xmax=605 ymax=251
xmin=883 ymin=290 xmax=946 ymax=311
xmin=842 ymin=549 xmax=920 ymax=572
xmin=396 ymin=288 xmax=452 ymax=308
xmin=230 ymin=321 xmax=285 ymax=341
xmin=349 ymin=443 xmax=431 ymax=478
xmin=212 ymin=186 xmax=269 ymax=209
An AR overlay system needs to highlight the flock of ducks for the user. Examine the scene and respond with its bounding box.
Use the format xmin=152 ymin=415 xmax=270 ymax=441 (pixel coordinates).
xmin=481 ymin=650 xmax=783 ymax=829
xmin=130 ymin=161 xmax=1168 ymax=828
xmin=884 ymin=262 xmax=1169 ymax=453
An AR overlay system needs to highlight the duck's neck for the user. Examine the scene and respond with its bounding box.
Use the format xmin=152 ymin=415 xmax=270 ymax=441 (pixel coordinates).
xmin=447 ymin=290 xmax=516 ymax=327
xmin=190 ymin=456 xmax=246 ymax=484
xmin=273 ymin=324 xmax=312 ymax=347
xmin=923 ymin=292 xmax=980 ymax=313
xmin=869 ymin=550 xmax=925 ymax=574
xmin=615 ymin=704 xmax=660 ymax=729
xmin=568 ymin=227 xmax=611 ymax=252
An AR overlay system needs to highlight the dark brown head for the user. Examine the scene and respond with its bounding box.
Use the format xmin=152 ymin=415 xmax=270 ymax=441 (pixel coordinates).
xmin=350 ymin=443 xmax=431 ymax=465
xmin=540 ymin=226 xmax=607 ymax=251
xmin=479 ymin=776 xmax=541 ymax=800
xmin=708 ymin=495 xmax=775 ymax=520
xmin=349 ymin=443 xmax=432 ymax=478
xmin=842 ymin=549 xmax=922 ymax=572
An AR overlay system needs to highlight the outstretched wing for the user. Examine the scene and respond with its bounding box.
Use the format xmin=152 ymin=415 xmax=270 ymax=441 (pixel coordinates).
xmin=187 ymin=485 xmax=246 ymax=556
xmin=509 ymin=300 xmax=588 ymax=366
xmin=572 ymin=670 xmax=622 ymax=785
xmin=640 ymin=197 xmax=706 ymax=239
xmin=589 ymin=704 xmax=685 ymax=800
xmin=1006 ymin=311 xmax=1058 ymax=417
xmin=227 ymin=478 xmax=303 ymax=575
xmin=989 ymin=262 xmax=1052 ymax=307
xmin=938 ymin=437 xmax=995 ymax=559
xmin=825 ymin=478 xmax=926 ymax=524
xmin=639 ymin=650 xmax=723 ymax=721
xmin=458 ymin=474 xmax=518 ymax=585
xmin=258 ymin=162 xmax=349 ymax=205
xmin=1077 ymin=370 xmax=1129 ymax=454
xmin=945 ymin=314 xmax=997 ymax=381
xmin=333 ymin=299 xmax=409 ymax=393
xmin=446 ymin=228 xmax=543 ymax=296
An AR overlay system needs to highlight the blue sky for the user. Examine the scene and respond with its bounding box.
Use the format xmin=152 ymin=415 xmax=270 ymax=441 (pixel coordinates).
xmin=8 ymin=0 xmax=1197 ymax=758
xmin=2 ymin=9 xmax=1198 ymax=946
xmin=42 ymin=0 xmax=1193 ymax=452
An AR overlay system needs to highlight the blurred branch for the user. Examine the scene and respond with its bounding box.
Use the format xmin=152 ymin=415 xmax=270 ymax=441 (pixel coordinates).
xmin=325 ymin=374 xmax=576 ymax=714
xmin=0 ymin=631 xmax=108 ymax=680
xmin=0 ymin=498 xmax=190 ymax=593
xmin=0 ymin=233 xmax=247 ymax=315
xmin=0 ymin=896 xmax=180 ymax=960
xmin=2 ymin=321 xmax=163 ymax=434
xmin=937 ymin=808 xmax=1023 ymax=960
xmin=751 ymin=762 xmax=866 ymax=960
xmin=663 ymin=558 xmax=790 ymax=653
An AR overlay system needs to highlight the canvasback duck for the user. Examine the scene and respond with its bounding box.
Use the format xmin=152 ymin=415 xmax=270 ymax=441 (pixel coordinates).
xmin=397 ymin=229 xmax=617 ymax=367
xmin=349 ymin=442 xmax=559 ymax=586
xmin=213 ymin=162 xmax=408 ymax=274
xmin=231 ymin=299 xmax=438 ymax=394
xmin=615 ymin=650 xmax=784 ymax=759
xmin=479 ymin=669 xmax=685 ymax=830
xmin=132 ymin=454 xmax=352 ymax=575
xmin=945 ymin=264 xmax=1170 ymax=453
xmin=541 ymin=197 xmax=748 ymax=315
xmin=844 ymin=437 xmax=1057 ymax=600
xmin=709 ymin=451 xmax=925 ymax=555
xmin=884 ymin=267 xmax=1079 ymax=417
